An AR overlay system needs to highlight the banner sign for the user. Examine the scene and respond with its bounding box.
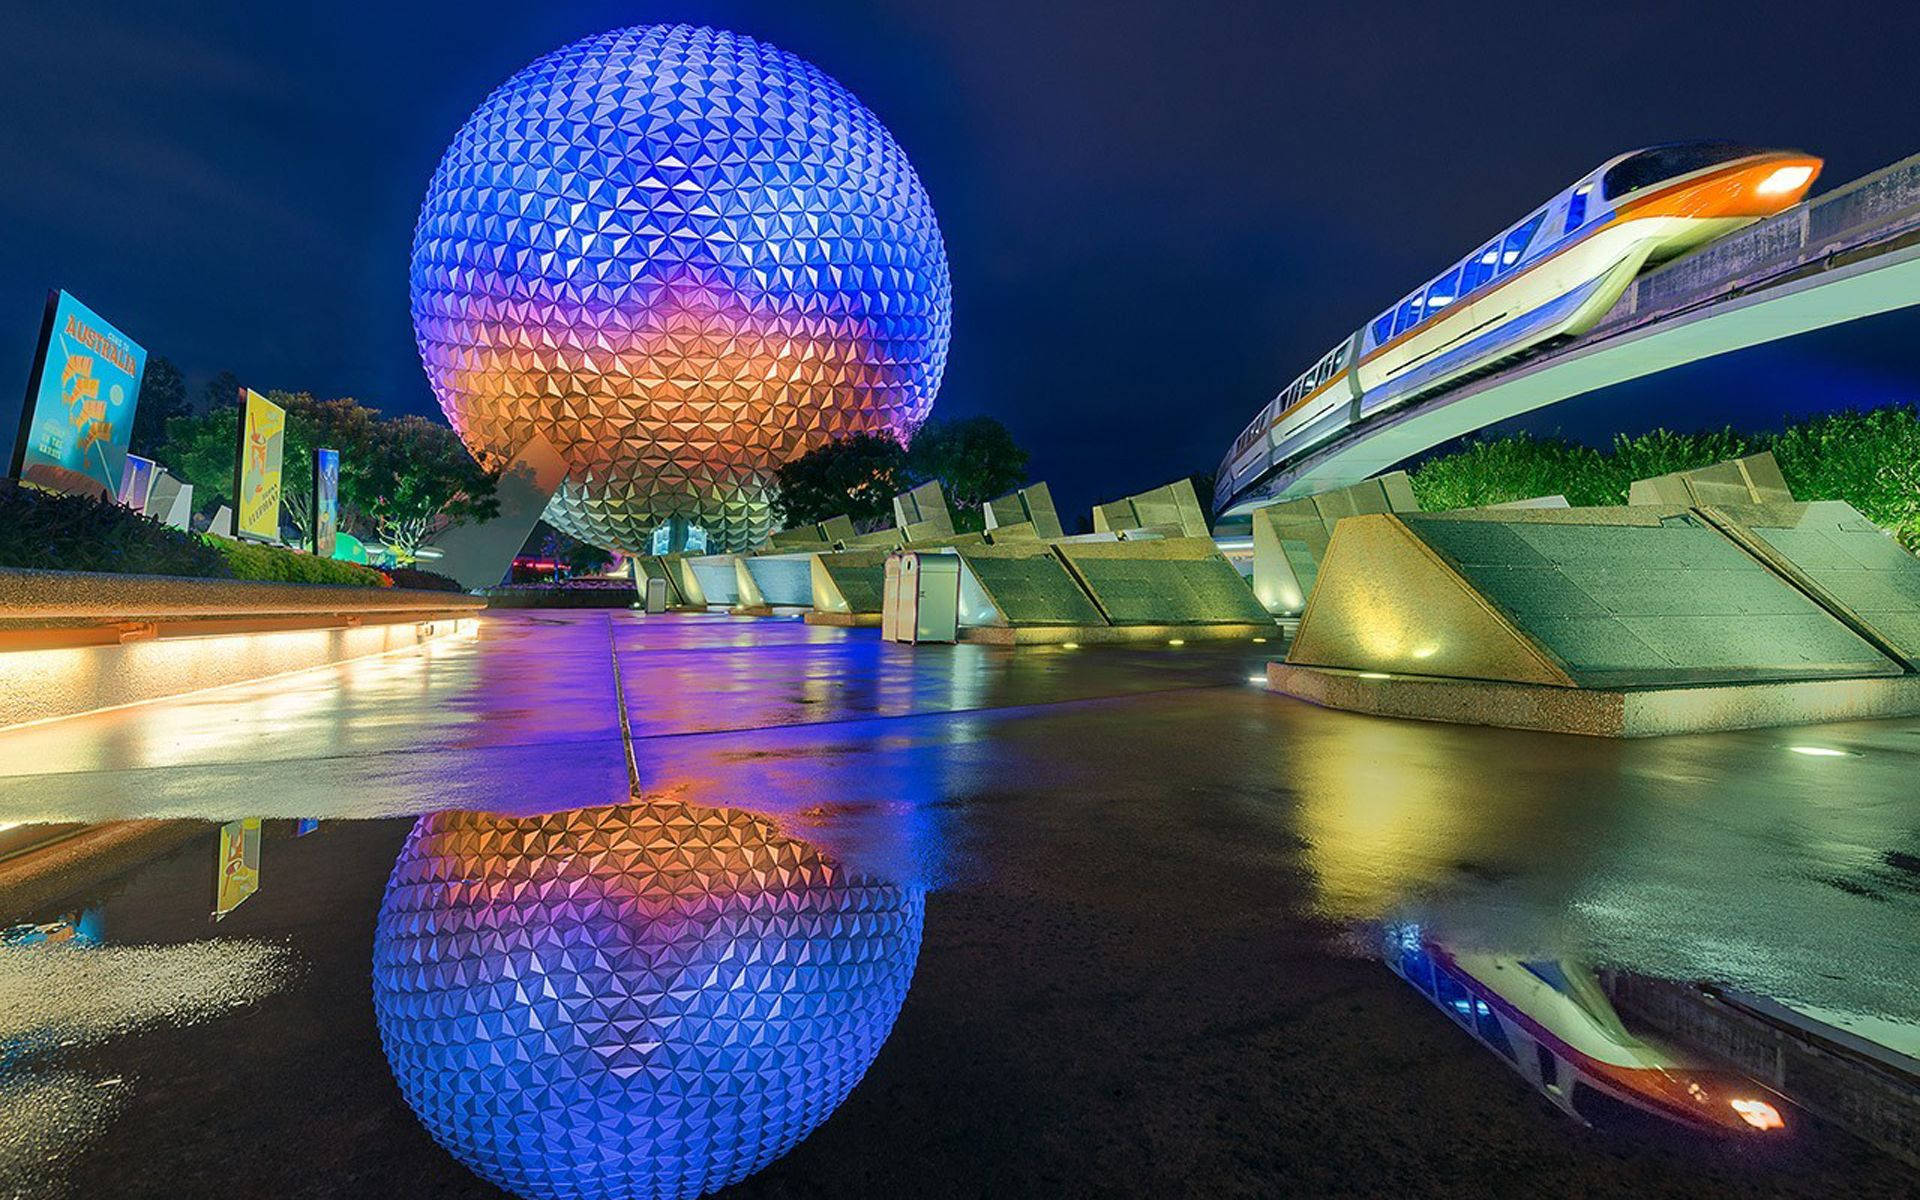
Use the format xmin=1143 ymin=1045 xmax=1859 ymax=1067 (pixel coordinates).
xmin=214 ymin=818 xmax=262 ymax=920
xmin=234 ymin=389 xmax=285 ymax=542
xmin=313 ymin=447 xmax=340 ymax=557
xmin=10 ymin=290 xmax=148 ymax=498
xmin=117 ymin=453 xmax=157 ymax=512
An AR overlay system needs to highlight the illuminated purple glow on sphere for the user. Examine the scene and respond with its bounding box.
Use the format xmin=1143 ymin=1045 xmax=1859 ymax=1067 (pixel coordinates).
xmin=409 ymin=24 xmax=952 ymax=551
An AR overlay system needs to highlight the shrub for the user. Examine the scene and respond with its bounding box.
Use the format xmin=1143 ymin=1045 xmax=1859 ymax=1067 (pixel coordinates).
xmin=1408 ymin=405 xmax=1920 ymax=552
xmin=1407 ymin=434 xmax=1611 ymax=509
xmin=204 ymin=539 xmax=392 ymax=587
xmin=0 ymin=479 xmax=235 ymax=578
xmin=387 ymin=566 xmax=468 ymax=592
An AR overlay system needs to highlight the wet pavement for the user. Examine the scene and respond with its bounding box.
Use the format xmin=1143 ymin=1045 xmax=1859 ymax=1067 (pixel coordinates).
xmin=0 ymin=609 xmax=1916 ymax=1197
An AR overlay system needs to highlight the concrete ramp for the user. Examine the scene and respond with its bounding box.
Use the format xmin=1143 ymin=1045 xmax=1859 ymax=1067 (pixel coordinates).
xmin=1628 ymin=451 xmax=1793 ymax=506
xmin=1055 ymin=537 xmax=1272 ymax=627
xmin=1250 ymin=473 xmax=1417 ymax=615
xmin=955 ymin=543 xmax=1106 ymax=630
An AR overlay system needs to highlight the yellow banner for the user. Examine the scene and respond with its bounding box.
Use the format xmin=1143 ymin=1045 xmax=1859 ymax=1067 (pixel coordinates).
xmin=236 ymin=389 xmax=285 ymax=541
xmin=214 ymin=818 xmax=261 ymax=919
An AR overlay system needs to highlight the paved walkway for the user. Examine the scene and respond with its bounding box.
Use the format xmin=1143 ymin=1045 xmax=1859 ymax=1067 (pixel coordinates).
xmin=2 ymin=611 xmax=1917 ymax=1196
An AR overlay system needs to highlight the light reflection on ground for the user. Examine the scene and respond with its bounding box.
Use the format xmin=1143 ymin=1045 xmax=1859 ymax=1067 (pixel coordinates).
xmin=0 ymin=610 xmax=1915 ymax=1196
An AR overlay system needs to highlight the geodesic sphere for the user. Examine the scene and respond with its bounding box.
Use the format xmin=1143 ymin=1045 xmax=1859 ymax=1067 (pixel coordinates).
xmin=372 ymin=801 xmax=924 ymax=1200
xmin=410 ymin=24 xmax=952 ymax=552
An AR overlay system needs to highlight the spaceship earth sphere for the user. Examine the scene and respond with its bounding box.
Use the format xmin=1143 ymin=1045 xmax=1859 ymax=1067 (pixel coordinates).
xmin=410 ymin=24 xmax=952 ymax=551
xmin=372 ymin=801 xmax=925 ymax=1200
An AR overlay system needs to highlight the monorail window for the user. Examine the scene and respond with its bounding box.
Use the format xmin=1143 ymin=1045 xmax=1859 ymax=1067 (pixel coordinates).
xmin=1394 ymin=296 xmax=1420 ymax=335
xmin=1500 ymin=212 xmax=1546 ymax=270
xmin=1371 ymin=312 xmax=1395 ymax=346
xmin=1601 ymin=141 xmax=1763 ymax=200
xmin=1398 ymin=947 xmax=1436 ymax=996
xmin=1565 ymin=185 xmax=1590 ymax=232
xmin=1425 ymin=267 xmax=1461 ymax=311
xmin=1460 ymin=242 xmax=1499 ymax=293
xmin=1433 ymin=969 xmax=1474 ymax=1028
xmin=1474 ymin=1000 xmax=1517 ymax=1062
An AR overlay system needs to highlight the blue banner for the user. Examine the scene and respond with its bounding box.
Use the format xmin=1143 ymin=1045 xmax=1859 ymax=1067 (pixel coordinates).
xmin=12 ymin=290 xmax=147 ymax=497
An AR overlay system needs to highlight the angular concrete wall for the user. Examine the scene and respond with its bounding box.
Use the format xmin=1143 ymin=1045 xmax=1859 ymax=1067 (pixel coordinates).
xmin=893 ymin=480 xmax=956 ymax=543
xmin=1628 ymin=450 xmax=1793 ymax=507
xmin=1287 ymin=510 xmax=1903 ymax=688
xmin=742 ymin=553 xmax=813 ymax=607
xmin=955 ymin=543 xmax=1105 ymax=628
xmin=1091 ymin=478 xmax=1209 ymax=538
xmin=811 ymin=550 xmax=891 ymax=616
xmin=1249 ymin=473 xmax=1417 ymax=615
xmin=1705 ymin=500 xmax=1920 ymax=670
xmin=985 ymin=483 xmax=1065 ymax=540
xmin=686 ymin=555 xmax=740 ymax=606
xmin=1054 ymin=537 xmax=1271 ymax=626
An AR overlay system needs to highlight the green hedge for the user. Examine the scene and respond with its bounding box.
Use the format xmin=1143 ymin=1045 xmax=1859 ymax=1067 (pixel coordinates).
xmin=0 ymin=478 xmax=393 ymax=585
xmin=205 ymin=539 xmax=391 ymax=587
xmin=387 ymin=566 xmax=467 ymax=592
xmin=1 ymin=479 xmax=235 ymax=577
xmin=1408 ymin=406 xmax=1920 ymax=551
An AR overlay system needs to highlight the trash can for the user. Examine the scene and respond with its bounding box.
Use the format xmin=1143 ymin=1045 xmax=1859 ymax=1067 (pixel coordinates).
xmin=882 ymin=552 xmax=959 ymax=644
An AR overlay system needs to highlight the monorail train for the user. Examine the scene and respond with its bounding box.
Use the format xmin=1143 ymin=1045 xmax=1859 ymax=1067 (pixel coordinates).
xmin=1383 ymin=924 xmax=1787 ymax=1135
xmin=1220 ymin=142 xmax=1823 ymax=504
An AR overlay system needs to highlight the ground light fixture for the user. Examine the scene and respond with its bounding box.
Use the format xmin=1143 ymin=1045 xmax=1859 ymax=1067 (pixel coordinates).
xmin=1786 ymin=745 xmax=1858 ymax=758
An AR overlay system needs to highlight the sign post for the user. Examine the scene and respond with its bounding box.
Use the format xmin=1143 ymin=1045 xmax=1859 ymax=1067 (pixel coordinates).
xmin=233 ymin=389 xmax=285 ymax=543
xmin=213 ymin=818 xmax=262 ymax=920
xmin=312 ymin=446 xmax=340 ymax=557
xmin=10 ymin=290 xmax=148 ymax=499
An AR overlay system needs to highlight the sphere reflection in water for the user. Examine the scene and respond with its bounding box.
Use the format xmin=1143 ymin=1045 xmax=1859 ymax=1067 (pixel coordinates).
xmin=372 ymin=801 xmax=924 ymax=1200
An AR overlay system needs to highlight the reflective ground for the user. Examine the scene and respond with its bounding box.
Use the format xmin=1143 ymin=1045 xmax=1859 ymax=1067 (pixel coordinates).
xmin=0 ymin=610 xmax=1915 ymax=1197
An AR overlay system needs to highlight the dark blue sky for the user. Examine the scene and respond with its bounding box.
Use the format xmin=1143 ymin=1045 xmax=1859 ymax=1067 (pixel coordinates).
xmin=6 ymin=0 xmax=1920 ymax=520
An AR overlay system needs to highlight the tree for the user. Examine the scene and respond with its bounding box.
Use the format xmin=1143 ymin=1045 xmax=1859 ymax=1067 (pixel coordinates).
xmin=771 ymin=430 xmax=911 ymax=529
xmin=272 ymin=392 xmax=378 ymax=542
xmin=358 ymin=415 xmax=501 ymax=559
xmin=905 ymin=416 xmax=1030 ymax=510
xmin=162 ymin=404 xmax=240 ymax=511
xmin=200 ymin=369 xmax=242 ymax=414
xmin=1188 ymin=469 xmax=1219 ymax=530
xmin=130 ymin=356 xmax=189 ymax=457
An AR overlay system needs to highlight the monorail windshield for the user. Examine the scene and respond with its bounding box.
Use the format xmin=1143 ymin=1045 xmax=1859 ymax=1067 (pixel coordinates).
xmin=1601 ymin=141 xmax=1764 ymax=199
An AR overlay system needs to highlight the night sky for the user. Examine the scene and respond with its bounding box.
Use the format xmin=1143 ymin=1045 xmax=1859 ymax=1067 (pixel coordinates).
xmin=6 ymin=0 xmax=1920 ymax=522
